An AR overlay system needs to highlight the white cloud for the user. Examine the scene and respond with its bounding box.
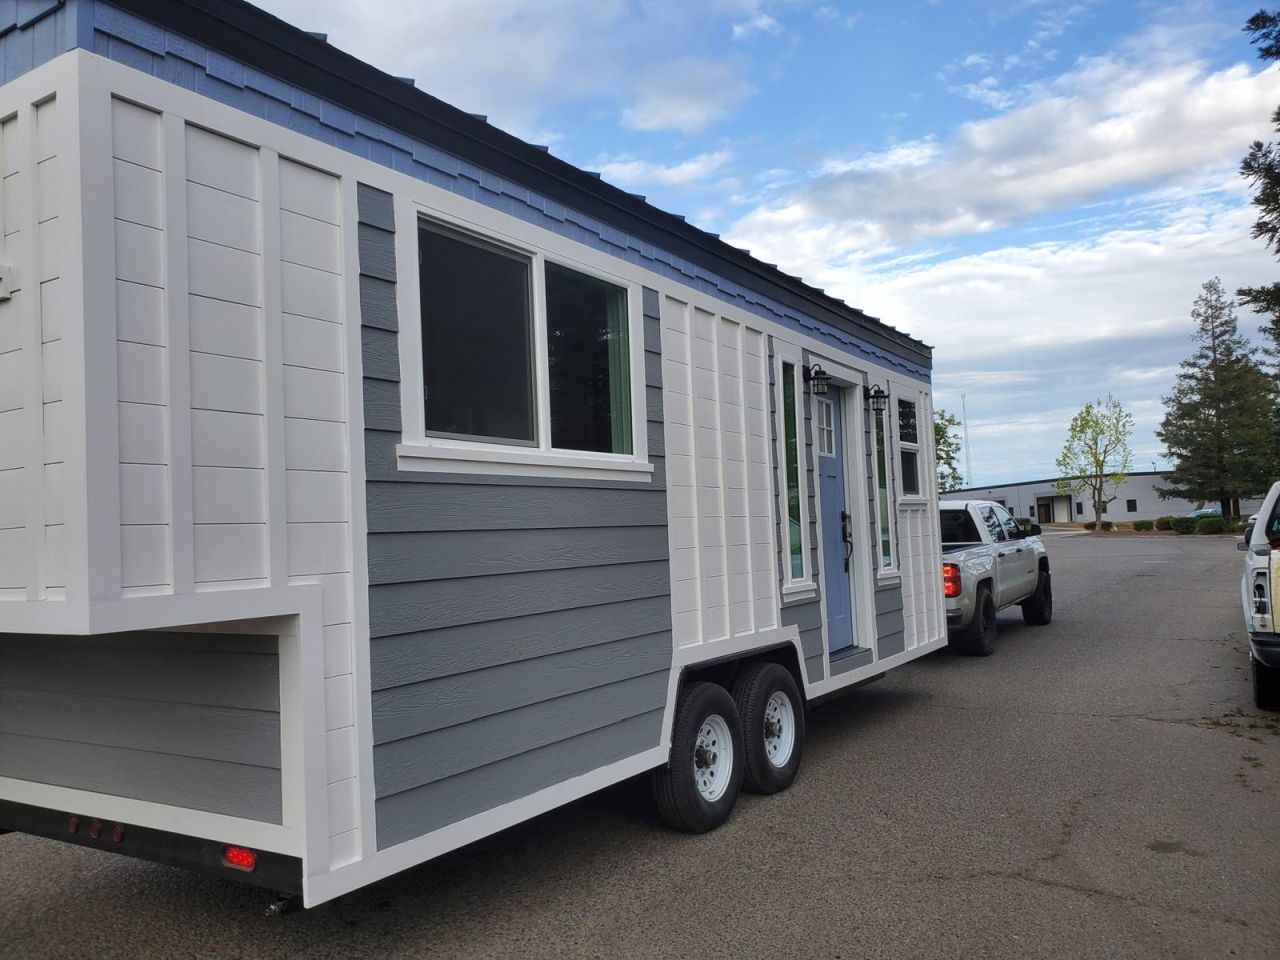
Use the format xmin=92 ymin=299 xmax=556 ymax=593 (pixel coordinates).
xmin=732 ymin=13 xmax=783 ymax=38
xmin=250 ymin=0 xmax=754 ymax=138
xmin=731 ymin=55 xmax=1280 ymax=251
xmin=596 ymin=150 xmax=734 ymax=188
xmin=622 ymin=58 xmax=753 ymax=133
xmin=841 ymin=201 xmax=1277 ymax=484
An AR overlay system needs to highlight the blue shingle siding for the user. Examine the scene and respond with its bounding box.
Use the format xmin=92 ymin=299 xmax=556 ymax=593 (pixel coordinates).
xmin=356 ymin=184 xmax=673 ymax=850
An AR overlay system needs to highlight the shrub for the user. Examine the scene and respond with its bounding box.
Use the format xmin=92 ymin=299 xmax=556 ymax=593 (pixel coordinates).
xmin=1100 ymin=521 xmax=1114 ymax=531
xmin=1133 ymin=519 xmax=1154 ymax=531
xmin=1171 ymin=516 xmax=1197 ymax=534
xmin=1154 ymin=515 xmax=1174 ymax=531
xmin=1195 ymin=517 xmax=1226 ymax=535
xmin=1083 ymin=521 xmax=1096 ymax=531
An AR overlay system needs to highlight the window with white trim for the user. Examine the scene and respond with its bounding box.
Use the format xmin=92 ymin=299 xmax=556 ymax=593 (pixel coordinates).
xmin=815 ymin=397 xmax=835 ymax=457
xmin=897 ymin=398 xmax=921 ymax=497
xmin=873 ymin=403 xmax=895 ymax=571
xmin=404 ymin=216 xmax=648 ymax=480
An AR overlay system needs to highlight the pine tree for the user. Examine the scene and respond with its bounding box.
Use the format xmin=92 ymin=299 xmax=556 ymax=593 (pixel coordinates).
xmin=1157 ymin=279 xmax=1275 ymax=515
xmin=1239 ymin=11 xmax=1280 ymax=376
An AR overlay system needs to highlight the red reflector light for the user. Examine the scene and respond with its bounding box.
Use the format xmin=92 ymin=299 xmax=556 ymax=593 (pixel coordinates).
xmin=942 ymin=563 xmax=961 ymax=599
xmin=88 ymin=819 xmax=102 ymax=840
xmin=67 ymin=816 xmax=79 ymax=835
xmin=222 ymin=845 xmax=257 ymax=872
xmin=111 ymin=823 xmax=126 ymax=843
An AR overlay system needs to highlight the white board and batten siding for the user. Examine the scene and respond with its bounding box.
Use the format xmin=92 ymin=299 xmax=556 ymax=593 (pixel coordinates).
xmin=661 ymin=295 xmax=780 ymax=664
xmin=893 ymin=386 xmax=945 ymax=655
xmin=100 ymin=96 xmax=363 ymax=868
xmin=0 ymin=91 xmax=69 ymax=603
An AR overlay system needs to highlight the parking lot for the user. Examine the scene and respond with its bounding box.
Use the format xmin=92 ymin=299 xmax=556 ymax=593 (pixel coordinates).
xmin=2 ymin=532 xmax=1277 ymax=960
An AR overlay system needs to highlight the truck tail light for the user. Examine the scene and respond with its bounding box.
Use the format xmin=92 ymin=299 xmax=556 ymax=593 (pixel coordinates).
xmin=942 ymin=562 xmax=961 ymax=599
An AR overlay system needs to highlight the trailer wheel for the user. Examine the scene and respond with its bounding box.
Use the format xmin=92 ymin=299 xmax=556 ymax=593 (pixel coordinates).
xmin=1253 ymin=655 xmax=1280 ymax=711
xmin=731 ymin=662 xmax=805 ymax=794
xmin=953 ymin=584 xmax=996 ymax=656
xmin=1021 ymin=568 xmax=1053 ymax=626
xmin=652 ymin=682 xmax=745 ymax=833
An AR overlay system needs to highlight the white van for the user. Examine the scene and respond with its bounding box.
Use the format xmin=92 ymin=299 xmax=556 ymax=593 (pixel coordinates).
xmin=1241 ymin=481 xmax=1280 ymax=710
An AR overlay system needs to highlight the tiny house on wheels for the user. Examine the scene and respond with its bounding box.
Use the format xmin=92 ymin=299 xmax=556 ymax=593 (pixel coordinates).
xmin=0 ymin=0 xmax=946 ymax=909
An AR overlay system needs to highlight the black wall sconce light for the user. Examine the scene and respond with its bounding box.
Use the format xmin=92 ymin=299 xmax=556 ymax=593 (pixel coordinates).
xmin=803 ymin=363 xmax=832 ymax=395
xmin=866 ymin=384 xmax=888 ymax=412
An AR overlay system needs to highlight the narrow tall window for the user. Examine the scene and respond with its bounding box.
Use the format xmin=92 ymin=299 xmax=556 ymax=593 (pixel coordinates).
xmin=875 ymin=406 xmax=894 ymax=569
xmin=782 ymin=362 xmax=804 ymax=579
xmin=898 ymin=398 xmax=920 ymax=496
xmin=545 ymin=263 xmax=631 ymax=454
xmin=419 ymin=224 xmax=535 ymax=443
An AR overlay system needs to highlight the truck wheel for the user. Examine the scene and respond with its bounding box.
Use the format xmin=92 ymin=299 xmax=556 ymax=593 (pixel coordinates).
xmin=953 ymin=584 xmax=996 ymax=656
xmin=652 ymin=681 xmax=745 ymax=832
xmin=1021 ymin=568 xmax=1053 ymax=625
xmin=1253 ymin=656 xmax=1280 ymax=711
xmin=730 ymin=662 xmax=805 ymax=794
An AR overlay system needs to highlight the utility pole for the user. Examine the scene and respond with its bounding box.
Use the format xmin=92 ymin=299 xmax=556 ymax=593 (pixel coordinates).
xmin=961 ymin=393 xmax=972 ymax=485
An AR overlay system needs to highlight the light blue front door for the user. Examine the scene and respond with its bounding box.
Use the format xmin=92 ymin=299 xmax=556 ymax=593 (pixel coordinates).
xmin=816 ymin=388 xmax=856 ymax=653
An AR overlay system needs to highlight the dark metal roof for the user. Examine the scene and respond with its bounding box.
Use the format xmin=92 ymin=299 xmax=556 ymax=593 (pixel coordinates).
xmin=106 ymin=0 xmax=932 ymax=369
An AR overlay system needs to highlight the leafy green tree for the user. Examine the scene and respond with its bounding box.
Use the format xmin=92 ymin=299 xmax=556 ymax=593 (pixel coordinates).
xmin=1056 ymin=395 xmax=1134 ymax=531
xmin=934 ymin=409 xmax=964 ymax=492
xmin=1238 ymin=10 xmax=1280 ymax=374
xmin=1156 ymin=279 xmax=1275 ymax=515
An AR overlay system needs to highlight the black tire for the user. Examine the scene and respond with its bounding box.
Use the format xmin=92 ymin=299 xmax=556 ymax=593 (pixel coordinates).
xmin=1021 ymin=567 xmax=1053 ymax=626
xmin=1253 ymin=656 xmax=1280 ymax=712
xmin=652 ymin=682 xmax=745 ymax=833
xmin=953 ymin=584 xmax=997 ymax=656
xmin=730 ymin=662 xmax=805 ymax=795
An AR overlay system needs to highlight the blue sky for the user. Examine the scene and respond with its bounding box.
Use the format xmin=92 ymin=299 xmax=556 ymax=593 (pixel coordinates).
xmin=257 ymin=0 xmax=1280 ymax=486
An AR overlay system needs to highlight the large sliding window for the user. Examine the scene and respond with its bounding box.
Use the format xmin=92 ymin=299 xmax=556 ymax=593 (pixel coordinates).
xmin=420 ymin=224 xmax=536 ymax=444
xmin=782 ymin=361 xmax=805 ymax=580
xmin=416 ymin=220 xmax=638 ymax=463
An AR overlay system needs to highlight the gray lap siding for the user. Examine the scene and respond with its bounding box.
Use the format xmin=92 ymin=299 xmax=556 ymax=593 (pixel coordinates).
xmin=0 ymin=632 xmax=282 ymax=823
xmin=356 ymin=185 xmax=673 ymax=851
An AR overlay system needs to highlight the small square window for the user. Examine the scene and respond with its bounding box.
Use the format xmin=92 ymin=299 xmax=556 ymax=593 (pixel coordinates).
xmin=1126 ymin=499 xmax=1138 ymax=513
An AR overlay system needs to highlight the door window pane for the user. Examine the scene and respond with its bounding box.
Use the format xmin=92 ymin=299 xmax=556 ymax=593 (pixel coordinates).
xmin=419 ymin=224 xmax=535 ymax=443
xmin=980 ymin=506 xmax=1006 ymax=542
xmin=546 ymin=263 xmax=631 ymax=454
xmin=783 ymin=362 xmax=804 ymax=579
xmin=816 ymin=398 xmax=835 ymax=457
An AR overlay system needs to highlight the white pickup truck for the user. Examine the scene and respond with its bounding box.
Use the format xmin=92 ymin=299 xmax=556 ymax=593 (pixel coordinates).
xmin=1240 ymin=481 xmax=1280 ymax=710
xmin=940 ymin=500 xmax=1053 ymax=655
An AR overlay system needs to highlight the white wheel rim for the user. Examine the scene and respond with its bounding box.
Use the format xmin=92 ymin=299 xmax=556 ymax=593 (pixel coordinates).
xmin=762 ymin=691 xmax=796 ymax=768
xmin=693 ymin=714 xmax=733 ymax=802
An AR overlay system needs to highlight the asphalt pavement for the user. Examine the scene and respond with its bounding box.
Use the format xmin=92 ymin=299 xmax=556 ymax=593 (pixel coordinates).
xmin=2 ymin=533 xmax=1276 ymax=959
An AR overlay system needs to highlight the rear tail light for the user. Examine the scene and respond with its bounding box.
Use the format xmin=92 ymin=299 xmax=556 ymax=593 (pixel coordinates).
xmin=942 ymin=563 xmax=961 ymax=599
xmin=222 ymin=845 xmax=257 ymax=872
xmin=88 ymin=820 xmax=102 ymax=840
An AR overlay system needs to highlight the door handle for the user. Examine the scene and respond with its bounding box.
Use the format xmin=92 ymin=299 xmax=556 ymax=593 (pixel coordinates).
xmin=998 ymin=551 xmax=1008 ymax=557
xmin=1016 ymin=547 xmax=1024 ymax=554
xmin=840 ymin=510 xmax=853 ymax=572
